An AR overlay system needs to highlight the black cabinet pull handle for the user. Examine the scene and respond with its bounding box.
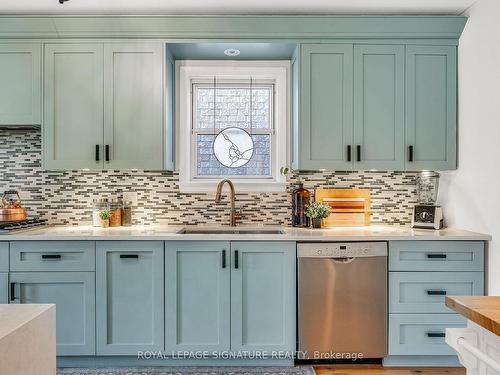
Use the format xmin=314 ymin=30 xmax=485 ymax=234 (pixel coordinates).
xmin=356 ymin=145 xmax=361 ymax=162
xmin=120 ymin=254 xmax=139 ymax=259
xmin=105 ymin=145 xmax=110 ymax=162
xmin=95 ymin=145 xmax=100 ymax=162
xmin=10 ymin=282 xmax=15 ymax=301
xmin=409 ymin=145 xmax=414 ymax=162
xmin=427 ymin=332 xmax=445 ymax=338
xmin=234 ymin=250 xmax=239 ymax=269
xmin=222 ymin=249 xmax=226 ymax=268
xmin=347 ymin=145 xmax=352 ymax=162
xmin=41 ymin=254 xmax=62 ymax=260
xmin=427 ymin=253 xmax=447 ymax=259
xmin=427 ymin=290 xmax=447 ymax=296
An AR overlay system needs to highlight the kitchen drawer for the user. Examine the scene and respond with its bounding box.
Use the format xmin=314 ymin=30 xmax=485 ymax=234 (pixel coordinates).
xmin=389 ymin=241 xmax=484 ymax=271
xmin=389 ymin=272 xmax=484 ymax=313
xmin=0 ymin=242 xmax=8 ymax=272
xmin=0 ymin=272 xmax=7 ymax=303
xmin=10 ymin=241 xmax=95 ymax=271
xmin=389 ymin=313 xmax=466 ymax=356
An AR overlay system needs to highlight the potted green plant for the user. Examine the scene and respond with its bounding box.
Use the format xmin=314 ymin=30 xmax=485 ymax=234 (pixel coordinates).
xmin=98 ymin=210 xmax=111 ymax=228
xmin=305 ymin=202 xmax=331 ymax=229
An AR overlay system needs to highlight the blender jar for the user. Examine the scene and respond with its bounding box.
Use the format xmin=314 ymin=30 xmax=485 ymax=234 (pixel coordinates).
xmin=416 ymin=171 xmax=440 ymax=204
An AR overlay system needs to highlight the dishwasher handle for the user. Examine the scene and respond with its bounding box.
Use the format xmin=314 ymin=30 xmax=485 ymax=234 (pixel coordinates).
xmin=330 ymin=257 xmax=356 ymax=264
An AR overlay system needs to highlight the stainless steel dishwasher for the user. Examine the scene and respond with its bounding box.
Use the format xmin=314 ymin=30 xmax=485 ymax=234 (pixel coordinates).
xmin=298 ymin=242 xmax=387 ymax=359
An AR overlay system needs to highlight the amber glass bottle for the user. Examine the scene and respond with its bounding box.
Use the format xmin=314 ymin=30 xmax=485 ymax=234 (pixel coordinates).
xmin=292 ymin=182 xmax=311 ymax=227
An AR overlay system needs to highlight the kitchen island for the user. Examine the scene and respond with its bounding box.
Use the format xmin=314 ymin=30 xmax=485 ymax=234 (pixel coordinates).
xmin=446 ymin=296 xmax=500 ymax=374
xmin=0 ymin=225 xmax=490 ymax=368
xmin=0 ymin=304 xmax=56 ymax=375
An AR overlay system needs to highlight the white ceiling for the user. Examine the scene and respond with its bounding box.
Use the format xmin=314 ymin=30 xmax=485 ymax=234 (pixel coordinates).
xmin=0 ymin=0 xmax=477 ymax=15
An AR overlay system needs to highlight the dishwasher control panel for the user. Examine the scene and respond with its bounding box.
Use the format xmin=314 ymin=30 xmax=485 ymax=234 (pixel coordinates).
xmin=297 ymin=242 xmax=387 ymax=258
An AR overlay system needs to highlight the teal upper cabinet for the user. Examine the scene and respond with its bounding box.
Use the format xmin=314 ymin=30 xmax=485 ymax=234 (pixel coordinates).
xmin=10 ymin=271 xmax=95 ymax=355
xmin=43 ymin=42 xmax=166 ymax=170
xmin=103 ymin=43 xmax=164 ymax=170
xmin=405 ymin=45 xmax=457 ymax=170
xmin=165 ymin=241 xmax=230 ymax=352
xmin=298 ymin=44 xmax=353 ymax=171
xmin=96 ymin=241 xmax=164 ymax=355
xmin=294 ymin=42 xmax=458 ymax=172
xmin=44 ymin=43 xmax=104 ymax=170
xmin=354 ymin=45 xmax=405 ymax=170
xmin=0 ymin=43 xmax=41 ymax=126
xmin=230 ymin=241 xmax=296 ymax=353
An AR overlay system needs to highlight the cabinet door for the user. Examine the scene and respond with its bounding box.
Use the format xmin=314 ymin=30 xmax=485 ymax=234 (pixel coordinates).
xmin=354 ymin=45 xmax=405 ymax=170
xmin=0 ymin=43 xmax=41 ymax=125
xmin=165 ymin=241 xmax=230 ymax=352
xmin=96 ymin=241 xmax=164 ymax=355
xmin=9 ymin=272 xmax=95 ymax=355
xmin=0 ymin=273 xmax=7 ymax=304
xmin=103 ymin=43 xmax=164 ymax=170
xmin=230 ymin=242 xmax=296 ymax=352
xmin=406 ymin=45 xmax=457 ymax=170
xmin=44 ymin=43 xmax=103 ymax=170
xmin=300 ymin=44 xmax=353 ymax=170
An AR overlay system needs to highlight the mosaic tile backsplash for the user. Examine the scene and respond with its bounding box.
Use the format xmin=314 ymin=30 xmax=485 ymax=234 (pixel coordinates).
xmin=0 ymin=129 xmax=418 ymax=226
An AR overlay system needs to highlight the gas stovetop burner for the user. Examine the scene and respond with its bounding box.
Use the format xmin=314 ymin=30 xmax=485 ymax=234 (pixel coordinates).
xmin=0 ymin=218 xmax=49 ymax=234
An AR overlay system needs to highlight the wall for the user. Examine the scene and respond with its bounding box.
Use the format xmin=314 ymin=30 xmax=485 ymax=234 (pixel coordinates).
xmin=440 ymin=0 xmax=500 ymax=294
xmin=0 ymin=129 xmax=418 ymax=226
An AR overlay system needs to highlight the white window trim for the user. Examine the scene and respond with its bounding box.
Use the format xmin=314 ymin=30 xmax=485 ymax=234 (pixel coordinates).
xmin=176 ymin=60 xmax=290 ymax=193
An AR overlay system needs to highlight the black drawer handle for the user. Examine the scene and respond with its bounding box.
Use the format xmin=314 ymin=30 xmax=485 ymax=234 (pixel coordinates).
xmin=10 ymin=282 xmax=15 ymax=302
xmin=427 ymin=253 xmax=447 ymax=259
xmin=427 ymin=290 xmax=447 ymax=296
xmin=427 ymin=332 xmax=445 ymax=338
xmin=120 ymin=254 xmax=139 ymax=259
xmin=95 ymin=145 xmax=100 ymax=162
xmin=222 ymin=249 xmax=227 ymax=269
xmin=105 ymin=144 xmax=110 ymax=162
xmin=41 ymin=254 xmax=62 ymax=260
xmin=356 ymin=145 xmax=361 ymax=162
xmin=234 ymin=250 xmax=239 ymax=269
xmin=347 ymin=145 xmax=352 ymax=162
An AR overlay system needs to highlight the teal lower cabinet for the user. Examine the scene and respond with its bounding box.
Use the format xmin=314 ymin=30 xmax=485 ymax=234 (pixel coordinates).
xmin=0 ymin=242 xmax=8 ymax=271
xmin=165 ymin=241 xmax=230 ymax=352
xmin=389 ymin=271 xmax=484 ymax=314
xmin=230 ymin=242 xmax=296 ymax=353
xmin=96 ymin=241 xmax=164 ymax=355
xmin=0 ymin=273 xmax=7 ymax=303
xmin=386 ymin=241 xmax=485 ymax=366
xmin=0 ymin=242 xmax=7 ymax=302
xmin=9 ymin=271 xmax=95 ymax=355
xmin=165 ymin=241 xmax=296 ymax=356
xmin=389 ymin=313 xmax=466 ymax=356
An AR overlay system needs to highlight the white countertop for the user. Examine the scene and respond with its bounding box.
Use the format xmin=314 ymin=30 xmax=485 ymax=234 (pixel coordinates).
xmin=0 ymin=224 xmax=491 ymax=241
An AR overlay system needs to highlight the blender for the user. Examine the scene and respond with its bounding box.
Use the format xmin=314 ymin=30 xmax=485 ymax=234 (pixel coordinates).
xmin=411 ymin=171 xmax=444 ymax=229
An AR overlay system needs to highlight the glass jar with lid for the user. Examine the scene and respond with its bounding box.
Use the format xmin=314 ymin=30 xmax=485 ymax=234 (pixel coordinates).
xmin=416 ymin=171 xmax=440 ymax=204
xmin=92 ymin=198 xmax=109 ymax=227
xmin=109 ymin=198 xmax=122 ymax=227
xmin=121 ymin=200 xmax=133 ymax=226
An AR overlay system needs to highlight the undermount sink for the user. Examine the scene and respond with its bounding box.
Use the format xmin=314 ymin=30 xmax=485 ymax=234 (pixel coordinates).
xmin=177 ymin=228 xmax=286 ymax=235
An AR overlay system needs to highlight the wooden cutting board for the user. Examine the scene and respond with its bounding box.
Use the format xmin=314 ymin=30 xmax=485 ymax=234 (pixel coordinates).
xmin=315 ymin=188 xmax=371 ymax=227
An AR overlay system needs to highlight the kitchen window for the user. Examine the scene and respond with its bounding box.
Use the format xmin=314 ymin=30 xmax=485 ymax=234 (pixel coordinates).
xmin=177 ymin=61 xmax=289 ymax=192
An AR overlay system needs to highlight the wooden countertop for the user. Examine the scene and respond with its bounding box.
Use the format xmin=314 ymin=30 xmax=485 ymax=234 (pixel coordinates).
xmin=446 ymin=296 xmax=500 ymax=336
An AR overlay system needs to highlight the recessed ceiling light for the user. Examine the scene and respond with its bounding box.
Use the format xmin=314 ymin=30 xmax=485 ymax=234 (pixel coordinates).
xmin=224 ymin=48 xmax=241 ymax=57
